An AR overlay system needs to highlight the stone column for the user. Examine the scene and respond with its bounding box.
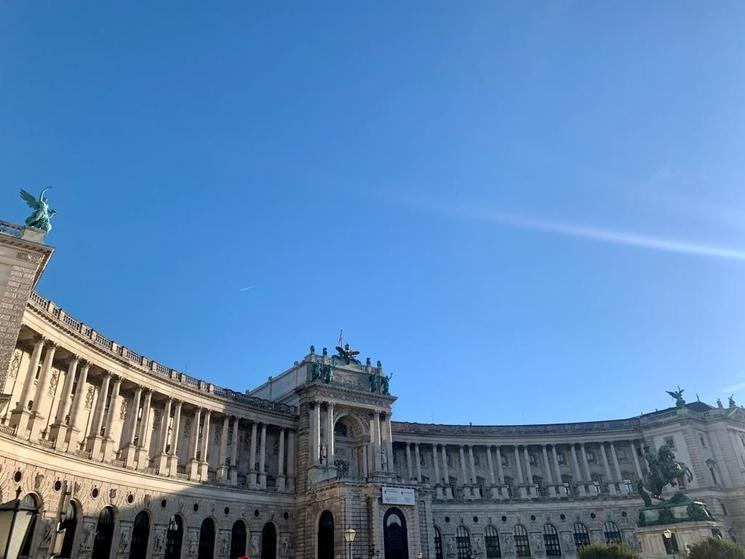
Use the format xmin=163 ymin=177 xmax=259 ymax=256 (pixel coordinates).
xmin=287 ymin=429 xmax=296 ymax=491
xmin=277 ymin=428 xmax=286 ymax=490
xmin=513 ymin=446 xmax=524 ymax=484
xmin=11 ymin=337 xmax=45 ymax=435
xmin=229 ymin=416 xmax=239 ymax=486
xmin=495 ymin=446 xmax=505 ymax=485
xmin=523 ymin=447 xmax=534 ymax=495
xmin=167 ymin=400 xmax=182 ymax=476
xmin=249 ymin=421 xmax=258 ymax=487
xmin=313 ymin=403 xmax=321 ymax=464
xmin=486 ymin=446 xmax=496 ymax=485
xmin=405 ymin=444 xmax=413 ymax=480
xmin=157 ymin=398 xmax=173 ymax=474
xmin=372 ymin=414 xmax=382 ymax=472
xmin=600 ymin=442 xmax=616 ymax=495
xmin=198 ymin=410 xmax=211 ymax=480
xmin=257 ymin=422 xmax=267 ymax=488
xmin=50 ymin=357 xmax=79 ymax=449
xmin=551 ymin=446 xmax=563 ymax=491
xmin=86 ymin=372 xmax=111 ymax=456
xmin=28 ymin=342 xmax=57 ymax=440
xmin=441 ymin=445 xmax=452 ymax=499
xmin=459 ymin=445 xmax=468 ymax=495
xmin=631 ymin=441 xmax=643 ymax=480
xmin=217 ymin=416 xmax=230 ymax=481
xmin=610 ymin=442 xmax=623 ymax=480
xmin=188 ymin=407 xmax=202 ymax=480
xmin=580 ymin=443 xmax=592 ymax=481
xmin=415 ymin=443 xmax=422 ymax=482
xmin=326 ymin=403 xmax=335 ymax=462
xmin=542 ymin=445 xmax=554 ymax=485
xmin=136 ymin=390 xmax=153 ymax=470
xmin=124 ymin=386 xmax=142 ymax=467
xmin=570 ymin=444 xmax=585 ymax=497
xmin=100 ymin=376 xmax=121 ymax=462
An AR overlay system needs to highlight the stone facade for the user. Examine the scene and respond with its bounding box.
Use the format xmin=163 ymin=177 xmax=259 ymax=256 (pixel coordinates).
xmin=0 ymin=221 xmax=744 ymax=559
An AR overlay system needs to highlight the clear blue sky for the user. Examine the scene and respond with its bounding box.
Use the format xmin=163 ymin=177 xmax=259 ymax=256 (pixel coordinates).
xmin=2 ymin=2 xmax=745 ymax=424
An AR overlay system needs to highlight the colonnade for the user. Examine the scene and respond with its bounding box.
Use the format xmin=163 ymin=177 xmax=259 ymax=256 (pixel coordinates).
xmin=395 ymin=439 xmax=647 ymax=500
xmin=5 ymin=336 xmax=296 ymax=491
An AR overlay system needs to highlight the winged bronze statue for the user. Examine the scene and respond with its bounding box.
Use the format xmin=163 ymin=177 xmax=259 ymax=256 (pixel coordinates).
xmin=666 ymin=386 xmax=685 ymax=407
xmin=19 ymin=188 xmax=56 ymax=233
xmin=335 ymin=343 xmax=360 ymax=365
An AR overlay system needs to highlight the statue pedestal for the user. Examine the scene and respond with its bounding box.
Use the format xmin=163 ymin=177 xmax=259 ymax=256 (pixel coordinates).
xmin=636 ymin=494 xmax=721 ymax=558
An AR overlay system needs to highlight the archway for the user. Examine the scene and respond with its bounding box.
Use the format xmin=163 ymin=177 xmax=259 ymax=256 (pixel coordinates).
xmin=318 ymin=510 xmax=334 ymax=559
xmin=231 ymin=520 xmax=247 ymax=559
xmin=19 ymin=494 xmax=40 ymax=559
xmin=199 ymin=518 xmax=215 ymax=559
xmin=333 ymin=415 xmax=367 ymax=478
xmin=129 ymin=510 xmax=151 ymax=559
xmin=261 ymin=522 xmax=277 ymax=559
xmin=92 ymin=506 xmax=116 ymax=559
xmin=384 ymin=508 xmax=408 ymax=559
xmin=165 ymin=515 xmax=184 ymax=559
xmin=58 ymin=500 xmax=80 ymax=558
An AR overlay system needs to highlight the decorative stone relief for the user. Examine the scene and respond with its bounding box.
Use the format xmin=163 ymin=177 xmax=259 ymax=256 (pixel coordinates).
xmin=120 ymin=399 xmax=128 ymax=420
xmin=8 ymin=349 xmax=21 ymax=379
xmin=48 ymin=369 xmax=59 ymax=395
xmin=118 ymin=526 xmax=131 ymax=553
xmin=85 ymin=386 xmax=95 ymax=409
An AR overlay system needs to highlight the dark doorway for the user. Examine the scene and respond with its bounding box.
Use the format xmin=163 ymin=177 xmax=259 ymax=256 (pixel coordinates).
xmin=384 ymin=508 xmax=409 ymax=559
xmin=129 ymin=511 xmax=151 ymax=559
xmin=199 ymin=518 xmax=215 ymax=559
xmin=261 ymin=523 xmax=277 ymax=559
xmin=92 ymin=507 xmax=115 ymax=559
xmin=165 ymin=515 xmax=184 ymax=559
xmin=19 ymin=494 xmax=39 ymax=559
xmin=231 ymin=520 xmax=247 ymax=559
xmin=58 ymin=501 xmax=80 ymax=558
xmin=318 ymin=510 xmax=334 ymax=559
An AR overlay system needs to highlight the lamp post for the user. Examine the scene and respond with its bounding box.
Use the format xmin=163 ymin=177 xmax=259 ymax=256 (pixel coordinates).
xmin=344 ymin=528 xmax=357 ymax=559
xmin=0 ymin=488 xmax=38 ymax=559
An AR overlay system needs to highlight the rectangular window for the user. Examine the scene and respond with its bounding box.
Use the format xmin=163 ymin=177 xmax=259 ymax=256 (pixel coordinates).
xmin=700 ymin=436 xmax=706 ymax=448
xmin=529 ymin=454 xmax=536 ymax=466
xmin=662 ymin=533 xmax=679 ymax=555
xmin=586 ymin=450 xmax=596 ymax=464
xmin=557 ymin=452 xmax=565 ymax=465
xmin=616 ymin=449 xmax=627 ymax=462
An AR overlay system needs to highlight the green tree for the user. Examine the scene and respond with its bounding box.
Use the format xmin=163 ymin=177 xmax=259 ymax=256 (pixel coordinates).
xmin=579 ymin=544 xmax=638 ymax=559
xmin=687 ymin=537 xmax=745 ymax=559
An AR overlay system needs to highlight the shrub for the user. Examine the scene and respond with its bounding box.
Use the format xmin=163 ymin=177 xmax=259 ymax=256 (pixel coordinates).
xmin=687 ymin=537 xmax=745 ymax=559
xmin=579 ymin=543 xmax=639 ymax=559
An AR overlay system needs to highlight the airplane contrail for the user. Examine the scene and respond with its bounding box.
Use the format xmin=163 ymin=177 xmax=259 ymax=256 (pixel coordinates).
xmin=239 ymin=286 xmax=256 ymax=292
xmin=458 ymin=207 xmax=745 ymax=262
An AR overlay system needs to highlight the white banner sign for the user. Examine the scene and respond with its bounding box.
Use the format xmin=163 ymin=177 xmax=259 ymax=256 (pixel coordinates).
xmin=382 ymin=487 xmax=416 ymax=506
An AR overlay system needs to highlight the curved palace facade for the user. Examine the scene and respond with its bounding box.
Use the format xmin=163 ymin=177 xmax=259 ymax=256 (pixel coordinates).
xmin=0 ymin=219 xmax=744 ymax=559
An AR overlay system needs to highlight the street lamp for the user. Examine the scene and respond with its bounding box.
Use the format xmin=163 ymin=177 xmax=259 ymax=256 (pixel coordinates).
xmin=0 ymin=488 xmax=38 ymax=559
xmin=344 ymin=528 xmax=357 ymax=559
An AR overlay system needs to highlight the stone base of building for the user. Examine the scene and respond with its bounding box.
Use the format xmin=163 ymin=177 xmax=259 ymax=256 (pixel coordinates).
xmin=637 ymin=520 xmax=722 ymax=558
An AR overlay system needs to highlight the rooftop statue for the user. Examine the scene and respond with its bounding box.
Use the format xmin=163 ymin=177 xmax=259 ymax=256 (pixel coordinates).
xmin=335 ymin=343 xmax=360 ymax=365
xmin=666 ymin=386 xmax=686 ymax=407
xmin=638 ymin=444 xmax=693 ymax=506
xmin=729 ymin=394 xmax=737 ymax=408
xmin=20 ymin=188 xmax=56 ymax=234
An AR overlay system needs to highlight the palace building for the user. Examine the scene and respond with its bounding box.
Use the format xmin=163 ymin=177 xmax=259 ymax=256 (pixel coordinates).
xmin=0 ymin=216 xmax=744 ymax=559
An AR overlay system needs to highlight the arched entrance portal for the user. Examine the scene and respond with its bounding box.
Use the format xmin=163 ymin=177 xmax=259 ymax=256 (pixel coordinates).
xmin=198 ymin=518 xmax=215 ymax=559
xmin=129 ymin=511 xmax=151 ymax=559
xmin=318 ymin=510 xmax=334 ymax=559
xmin=262 ymin=523 xmax=277 ymax=559
xmin=91 ymin=507 xmax=115 ymax=559
xmin=384 ymin=508 xmax=409 ymax=559
xmin=164 ymin=515 xmax=184 ymax=559
xmin=334 ymin=416 xmax=367 ymax=479
xmin=58 ymin=501 xmax=80 ymax=558
xmin=230 ymin=520 xmax=247 ymax=559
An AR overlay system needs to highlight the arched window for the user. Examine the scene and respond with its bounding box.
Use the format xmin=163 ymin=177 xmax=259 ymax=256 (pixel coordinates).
xmin=92 ymin=507 xmax=116 ymax=559
xmin=514 ymin=525 xmax=530 ymax=558
xmin=603 ymin=521 xmax=621 ymax=545
xmin=58 ymin=501 xmax=80 ymax=558
xmin=384 ymin=508 xmax=409 ymax=559
xmin=543 ymin=524 xmax=561 ymax=556
xmin=484 ymin=525 xmax=501 ymax=558
xmin=318 ymin=511 xmax=334 ymax=559
xmin=231 ymin=520 xmax=247 ymax=559
xmin=434 ymin=527 xmax=443 ymax=559
xmin=129 ymin=511 xmax=151 ymax=559
xmin=261 ymin=522 xmax=277 ymax=559
xmin=19 ymin=494 xmax=39 ymax=559
xmin=456 ymin=526 xmax=471 ymax=559
xmin=573 ymin=523 xmax=590 ymax=550
xmin=165 ymin=515 xmax=184 ymax=559
xmin=199 ymin=518 xmax=216 ymax=559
